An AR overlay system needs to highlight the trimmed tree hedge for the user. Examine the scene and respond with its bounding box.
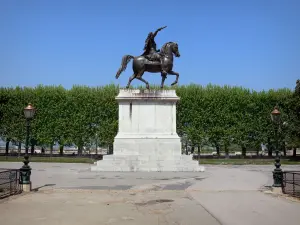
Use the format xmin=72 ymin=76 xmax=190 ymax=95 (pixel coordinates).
xmin=0 ymin=83 xmax=299 ymax=155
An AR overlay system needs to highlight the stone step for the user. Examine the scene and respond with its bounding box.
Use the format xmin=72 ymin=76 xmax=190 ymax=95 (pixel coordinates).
xmin=92 ymin=154 xmax=205 ymax=172
xmin=91 ymin=165 xmax=204 ymax=172
xmin=92 ymin=159 xmax=204 ymax=172
xmin=96 ymin=159 xmax=199 ymax=167
xmin=102 ymin=155 xmax=194 ymax=161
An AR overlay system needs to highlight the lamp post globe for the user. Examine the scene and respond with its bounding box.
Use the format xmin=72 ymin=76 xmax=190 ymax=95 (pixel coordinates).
xmin=24 ymin=103 xmax=36 ymax=119
xmin=271 ymin=105 xmax=281 ymax=125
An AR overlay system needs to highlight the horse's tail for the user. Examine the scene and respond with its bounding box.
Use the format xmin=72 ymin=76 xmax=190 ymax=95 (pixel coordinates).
xmin=115 ymin=55 xmax=134 ymax=79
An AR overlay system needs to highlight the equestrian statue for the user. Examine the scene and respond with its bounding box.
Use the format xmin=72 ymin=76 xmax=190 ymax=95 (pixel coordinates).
xmin=115 ymin=26 xmax=181 ymax=89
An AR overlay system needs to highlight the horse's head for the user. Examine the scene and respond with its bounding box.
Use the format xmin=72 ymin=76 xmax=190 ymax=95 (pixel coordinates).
xmin=171 ymin=42 xmax=180 ymax=58
xmin=161 ymin=42 xmax=181 ymax=57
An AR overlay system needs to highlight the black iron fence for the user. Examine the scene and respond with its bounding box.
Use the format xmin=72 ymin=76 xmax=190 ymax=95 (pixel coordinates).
xmin=282 ymin=171 xmax=300 ymax=198
xmin=0 ymin=169 xmax=22 ymax=199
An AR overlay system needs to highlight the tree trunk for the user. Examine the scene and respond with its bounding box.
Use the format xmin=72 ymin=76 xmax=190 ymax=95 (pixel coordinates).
xmin=5 ymin=138 xmax=10 ymax=155
xmin=78 ymin=145 xmax=83 ymax=155
xmin=31 ymin=143 xmax=35 ymax=155
xmin=283 ymin=143 xmax=287 ymax=157
xmin=50 ymin=144 xmax=53 ymax=156
xmin=216 ymin=144 xmax=220 ymax=156
xmin=225 ymin=145 xmax=229 ymax=159
xmin=293 ymin=147 xmax=297 ymax=157
xmin=185 ymin=140 xmax=188 ymax=155
xmin=197 ymin=144 xmax=201 ymax=163
xmin=191 ymin=145 xmax=195 ymax=154
xmin=109 ymin=144 xmax=114 ymax=155
xmin=106 ymin=145 xmax=110 ymax=155
xmin=242 ymin=146 xmax=246 ymax=158
xmin=267 ymin=137 xmax=272 ymax=157
xmin=18 ymin=142 xmax=21 ymax=157
xmin=95 ymin=138 xmax=98 ymax=155
xmin=59 ymin=145 xmax=64 ymax=156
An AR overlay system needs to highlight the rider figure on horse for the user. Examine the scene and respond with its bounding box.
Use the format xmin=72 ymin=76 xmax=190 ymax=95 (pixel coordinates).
xmin=142 ymin=26 xmax=167 ymax=68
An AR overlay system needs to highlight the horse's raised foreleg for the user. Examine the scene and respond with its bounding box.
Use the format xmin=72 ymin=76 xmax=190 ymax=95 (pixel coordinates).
xmin=168 ymin=70 xmax=179 ymax=86
xmin=160 ymin=74 xmax=167 ymax=89
xmin=126 ymin=74 xmax=136 ymax=89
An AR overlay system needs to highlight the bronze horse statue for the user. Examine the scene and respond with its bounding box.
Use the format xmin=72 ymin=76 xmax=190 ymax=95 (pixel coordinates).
xmin=115 ymin=41 xmax=181 ymax=89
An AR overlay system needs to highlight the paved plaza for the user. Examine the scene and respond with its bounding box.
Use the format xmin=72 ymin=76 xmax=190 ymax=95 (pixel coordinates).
xmin=1 ymin=162 xmax=300 ymax=225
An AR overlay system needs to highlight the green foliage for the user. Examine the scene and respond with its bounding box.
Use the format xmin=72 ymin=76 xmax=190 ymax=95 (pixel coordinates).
xmin=34 ymin=85 xmax=69 ymax=147
xmin=0 ymin=87 xmax=35 ymax=144
xmin=284 ymin=84 xmax=300 ymax=149
xmin=0 ymin=83 xmax=297 ymax=154
xmin=175 ymin=84 xmax=294 ymax=155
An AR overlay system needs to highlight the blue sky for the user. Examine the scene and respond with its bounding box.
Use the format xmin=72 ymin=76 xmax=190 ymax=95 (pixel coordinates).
xmin=0 ymin=0 xmax=299 ymax=91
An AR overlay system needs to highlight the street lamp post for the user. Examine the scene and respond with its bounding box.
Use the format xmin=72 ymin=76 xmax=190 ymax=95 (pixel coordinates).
xmin=185 ymin=139 xmax=188 ymax=155
xmin=23 ymin=103 xmax=36 ymax=154
xmin=271 ymin=105 xmax=283 ymax=187
xmin=20 ymin=103 xmax=36 ymax=192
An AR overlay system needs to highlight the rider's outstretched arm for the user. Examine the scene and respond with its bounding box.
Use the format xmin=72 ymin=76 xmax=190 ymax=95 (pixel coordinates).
xmin=153 ymin=26 xmax=167 ymax=38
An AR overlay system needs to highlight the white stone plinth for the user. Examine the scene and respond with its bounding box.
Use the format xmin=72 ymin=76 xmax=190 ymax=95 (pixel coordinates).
xmin=91 ymin=89 xmax=205 ymax=172
xmin=22 ymin=183 xmax=31 ymax=192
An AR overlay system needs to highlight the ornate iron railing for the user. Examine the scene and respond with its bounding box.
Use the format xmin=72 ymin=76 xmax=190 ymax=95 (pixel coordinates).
xmin=282 ymin=171 xmax=300 ymax=198
xmin=0 ymin=169 xmax=22 ymax=199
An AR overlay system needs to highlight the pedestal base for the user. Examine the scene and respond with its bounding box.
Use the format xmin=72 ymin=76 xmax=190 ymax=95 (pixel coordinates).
xmin=272 ymin=187 xmax=283 ymax=194
xmin=91 ymin=154 xmax=205 ymax=172
xmin=91 ymin=89 xmax=205 ymax=172
xmin=22 ymin=183 xmax=31 ymax=192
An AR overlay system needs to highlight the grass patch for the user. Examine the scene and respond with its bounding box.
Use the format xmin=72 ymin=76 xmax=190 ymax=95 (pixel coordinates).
xmin=0 ymin=156 xmax=96 ymax=164
xmin=199 ymin=158 xmax=300 ymax=165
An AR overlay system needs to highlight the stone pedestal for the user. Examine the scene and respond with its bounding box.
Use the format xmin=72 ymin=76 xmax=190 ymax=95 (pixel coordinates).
xmin=91 ymin=89 xmax=205 ymax=172
xmin=22 ymin=183 xmax=31 ymax=192
xmin=272 ymin=187 xmax=283 ymax=194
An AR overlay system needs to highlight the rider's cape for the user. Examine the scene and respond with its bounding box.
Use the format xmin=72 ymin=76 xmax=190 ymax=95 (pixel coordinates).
xmin=142 ymin=39 xmax=151 ymax=56
xmin=141 ymin=33 xmax=158 ymax=56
